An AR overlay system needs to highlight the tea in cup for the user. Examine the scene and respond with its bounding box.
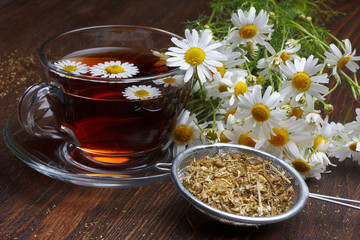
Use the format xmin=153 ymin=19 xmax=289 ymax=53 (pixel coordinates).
xmin=18 ymin=25 xmax=192 ymax=170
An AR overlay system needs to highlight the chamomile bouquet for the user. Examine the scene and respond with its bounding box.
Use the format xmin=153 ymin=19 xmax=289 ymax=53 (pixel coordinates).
xmin=162 ymin=0 xmax=360 ymax=180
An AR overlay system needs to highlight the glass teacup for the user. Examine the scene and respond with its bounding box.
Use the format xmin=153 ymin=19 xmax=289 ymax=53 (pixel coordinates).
xmin=18 ymin=25 xmax=192 ymax=170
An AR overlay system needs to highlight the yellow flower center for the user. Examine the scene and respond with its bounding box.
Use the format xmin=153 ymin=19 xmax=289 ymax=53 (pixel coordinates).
xmin=269 ymin=128 xmax=289 ymax=147
xmin=337 ymin=56 xmax=351 ymax=68
xmin=349 ymin=142 xmax=360 ymax=152
xmin=206 ymin=129 xmax=218 ymax=142
xmin=106 ymin=65 xmax=124 ymax=74
xmin=216 ymin=65 xmax=226 ymax=77
xmin=184 ymin=47 xmax=206 ymax=66
xmin=289 ymin=107 xmax=303 ymax=119
xmin=292 ymin=159 xmax=311 ymax=174
xmin=292 ymin=72 xmax=311 ymax=92
xmin=234 ymin=82 xmax=249 ymax=98
xmin=63 ymin=65 xmax=77 ymax=72
xmin=163 ymin=77 xmax=176 ymax=84
xmin=134 ymin=90 xmax=150 ymax=98
xmin=239 ymin=24 xmax=258 ymax=39
xmin=238 ymin=132 xmax=256 ymax=148
xmin=218 ymin=84 xmax=229 ymax=93
xmin=219 ymin=130 xmax=231 ymax=143
xmin=312 ymin=135 xmax=327 ymax=150
xmin=251 ymin=104 xmax=270 ymax=123
xmin=224 ymin=109 xmax=236 ymax=124
xmin=280 ymin=52 xmax=290 ymax=63
xmin=173 ymin=125 xmax=193 ymax=143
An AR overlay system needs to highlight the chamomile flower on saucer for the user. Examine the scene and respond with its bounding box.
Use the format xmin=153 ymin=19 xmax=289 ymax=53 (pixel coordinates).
xmin=122 ymin=85 xmax=161 ymax=100
xmin=163 ymin=110 xmax=206 ymax=156
xmin=324 ymin=39 xmax=360 ymax=75
xmin=165 ymin=29 xmax=227 ymax=83
xmin=235 ymin=85 xmax=286 ymax=138
xmin=279 ymin=55 xmax=329 ymax=108
xmin=54 ymin=60 xmax=89 ymax=76
xmin=89 ymin=61 xmax=139 ymax=78
xmin=226 ymin=7 xmax=274 ymax=47
xmin=153 ymin=75 xmax=184 ymax=88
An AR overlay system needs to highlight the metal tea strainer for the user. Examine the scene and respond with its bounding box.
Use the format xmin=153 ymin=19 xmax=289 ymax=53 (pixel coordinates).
xmin=156 ymin=143 xmax=360 ymax=226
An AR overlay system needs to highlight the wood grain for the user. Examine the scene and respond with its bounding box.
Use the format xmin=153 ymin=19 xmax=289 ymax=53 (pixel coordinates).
xmin=0 ymin=0 xmax=359 ymax=239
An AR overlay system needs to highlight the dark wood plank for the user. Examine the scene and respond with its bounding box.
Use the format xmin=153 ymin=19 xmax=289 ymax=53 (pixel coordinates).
xmin=0 ymin=0 xmax=359 ymax=239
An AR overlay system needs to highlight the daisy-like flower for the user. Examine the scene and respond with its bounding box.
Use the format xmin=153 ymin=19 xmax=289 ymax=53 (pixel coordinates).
xmin=303 ymin=111 xmax=323 ymax=132
xmin=224 ymin=123 xmax=258 ymax=148
xmin=235 ymin=85 xmax=286 ymax=138
xmin=217 ymin=71 xmax=251 ymax=107
xmin=257 ymin=42 xmax=301 ymax=79
xmin=324 ymin=39 xmax=360 ymax=75
xmin=279 ymin=55 xmax=329 ymax=108
xmin=163 ymin=110 xmax=206 ymax=156
xmin=226 ymin=7 xmax=274 ymax=47
xmin=332 ymin=136 xmax=360 ymax=164
xmin=122 ymin=85 xmax=161 ymax=100
xmin=54 ymin=60 xmax=89 ymax=75
xmin=216 ymin=41 xmax=245 ymax=76
xmin=89 ymin=61 xmax=139 ymax=78
xmin=306 ymin=151 xmax=333 ymax=179
xmin=256 ymin=117 xmax=314 ymax=160
xmin=153 ymin=75 xmax=184 ymax=87
xmin=285 ymin=148 xmax=326 ymax=180
xmin=344 ymin=108 xmax=360 ymax=138
xmin=166 ymin=29 xmax=227 ymax=83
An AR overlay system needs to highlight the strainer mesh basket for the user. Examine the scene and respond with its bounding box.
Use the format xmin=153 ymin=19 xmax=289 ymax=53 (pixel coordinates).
xmin=171 ymin=143 xmax=309 ymax=226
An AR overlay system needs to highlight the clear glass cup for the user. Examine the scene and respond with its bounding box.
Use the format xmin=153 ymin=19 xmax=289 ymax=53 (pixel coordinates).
xmin=18 ymin=25 xmax=192 ymax=171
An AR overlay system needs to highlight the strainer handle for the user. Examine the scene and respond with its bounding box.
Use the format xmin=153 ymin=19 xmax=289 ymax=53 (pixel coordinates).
xmin=309 ymin=193 xmax=360 ymax=210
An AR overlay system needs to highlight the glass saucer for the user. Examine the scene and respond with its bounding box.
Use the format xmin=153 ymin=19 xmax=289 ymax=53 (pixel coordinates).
xmin=3 ymin=113 xmax=172 ymax=188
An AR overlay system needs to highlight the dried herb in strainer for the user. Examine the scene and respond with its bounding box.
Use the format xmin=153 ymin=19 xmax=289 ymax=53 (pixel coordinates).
xmin=182 ymin=152 xmax=294 ymax=217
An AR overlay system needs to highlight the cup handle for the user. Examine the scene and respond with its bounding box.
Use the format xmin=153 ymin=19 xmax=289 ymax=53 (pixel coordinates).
xmin=18 ymin=82 xmax=66 ymax=139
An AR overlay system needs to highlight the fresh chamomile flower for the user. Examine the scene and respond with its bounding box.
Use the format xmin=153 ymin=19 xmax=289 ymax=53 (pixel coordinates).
xmin=89 ymin=61 xmax=139 ymax=78
xmin=306 ymin=151 xmax=334 ymax=179
xmin=54 ymin=60 xmax=89 ymax=76
xmin=279 ymin=55 xmax=329 ymax=108
xmin=153 ymin=75 xmax=184 ymax=87
xmin=303 ymin=111 xmax=323 ymax=132
xmin=162 ymin=110 xmax=206 ymax=157
xmin=165 ymin=29 xmax=227 ymax=83
xmin=285 ymin=148 xmax=326 ymax=180
xmin=217 ymin=71 xmax=252 ymax=107
xmin=256 ymin=117 xmax=314 ymax=160
xmin=226 ymin=7 xmax=274 ymax=47
xmin=216 ymin=41 xmax=245 ymax=75
xmin=307 ymin=118 xmax=337 ymax=169
xmin=332 ymin=136 xmax=360 ymax=163
xmin=122 ymin=85 xmax=161 ymax=100
xmin=324 ymin=39 xmax=360 ymax=75
xmin=344 ymin=108 xmax=360 ymax=138
xmin=257 ymin=42 xmax=301 ymax=79
xmin=235 ymin=85 xmax=286 ymax=138
xmin=286 ymin=39 xmax=300 ymax=49
xmin=204 ymin=71 xmax=228 ymax=100
xmin=224 ymin=123 xmax=257 ymax=148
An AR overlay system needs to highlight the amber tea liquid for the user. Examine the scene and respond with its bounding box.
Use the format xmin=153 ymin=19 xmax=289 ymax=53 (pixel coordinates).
xmin=48 ymin=47 xmax=190 ymax=164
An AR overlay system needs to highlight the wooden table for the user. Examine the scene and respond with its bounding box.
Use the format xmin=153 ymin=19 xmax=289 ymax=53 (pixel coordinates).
xmin=0 ymin=0 xmax=359 ymax=239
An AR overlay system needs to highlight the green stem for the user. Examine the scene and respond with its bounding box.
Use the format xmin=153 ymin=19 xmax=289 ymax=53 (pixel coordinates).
xmin=343 ymin=103 xmax=354 ymax=124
